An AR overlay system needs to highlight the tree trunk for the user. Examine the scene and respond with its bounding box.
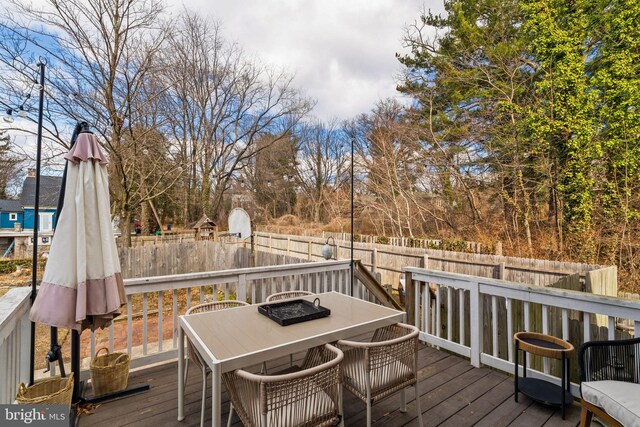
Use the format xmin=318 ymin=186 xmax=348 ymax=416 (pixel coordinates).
xmin=141 ymin=200 xmax=150 ymax=235
xmin=121 ymin=210 xmax=132 ymax=248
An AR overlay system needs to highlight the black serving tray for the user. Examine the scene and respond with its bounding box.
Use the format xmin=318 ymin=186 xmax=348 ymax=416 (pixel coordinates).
xmin=258 ymin=298 xmax=330 ymax=326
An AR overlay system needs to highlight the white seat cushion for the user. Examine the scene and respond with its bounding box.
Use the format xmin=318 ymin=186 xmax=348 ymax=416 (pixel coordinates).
xmin=238 ymin=381 xmax=335 ymax=427
xmin=343 ymin=358 xmax=413 ymax=393
xmin=268 ymin=386 xmax=336 ymax=426
xmin=582 ymin=381 xmax=640 ymax=427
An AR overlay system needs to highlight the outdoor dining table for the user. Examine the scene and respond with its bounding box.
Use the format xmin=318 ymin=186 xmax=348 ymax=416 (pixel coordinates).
xmin=177 ymin=291 xmax=406 ymax=426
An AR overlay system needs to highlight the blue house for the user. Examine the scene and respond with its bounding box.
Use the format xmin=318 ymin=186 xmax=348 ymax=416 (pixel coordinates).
xmin=0 ymin=199 xmax=23 ymax=230
xmin=0 ymin=170 xmax=61 ymax=257
xmin=20 ymin=173 xmax=61 ymax=232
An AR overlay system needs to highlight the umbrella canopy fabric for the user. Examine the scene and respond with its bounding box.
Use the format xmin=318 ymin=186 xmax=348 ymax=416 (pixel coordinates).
xmin=30 ymin=132 xmax=125 ymax=332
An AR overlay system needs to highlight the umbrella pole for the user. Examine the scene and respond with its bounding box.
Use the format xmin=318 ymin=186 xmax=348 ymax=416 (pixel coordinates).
xmin=71 ymin=330 xmax=80 ymax=403
xmin=29 ymin=61 xmax=46 ymax=386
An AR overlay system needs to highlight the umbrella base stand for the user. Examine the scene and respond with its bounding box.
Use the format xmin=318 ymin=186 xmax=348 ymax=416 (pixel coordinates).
xmin=69 ymin=383 xmax=150 ymax=427
xmin=77 ymin=380 xmax=150 ymax=404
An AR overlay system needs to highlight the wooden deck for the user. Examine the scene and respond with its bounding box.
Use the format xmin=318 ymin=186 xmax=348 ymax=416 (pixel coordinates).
xmin=77 ymin=343 xmax=581 ymax=426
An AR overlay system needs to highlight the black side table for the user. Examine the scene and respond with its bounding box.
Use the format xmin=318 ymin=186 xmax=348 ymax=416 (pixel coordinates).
xmin=514 ymin=332 xmax=574 ymax=419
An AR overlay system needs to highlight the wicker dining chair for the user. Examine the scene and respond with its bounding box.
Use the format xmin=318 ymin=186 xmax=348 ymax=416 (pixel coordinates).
xmin=223 ymin=343 xmax=344 ymax=427
xmin=265 ymin=290 xmax=314 ymax=302
xmin=185 ymin=300 xmax=249 ymax=427
xmin=579 ymin=337 xmax=640 ymax=427
xmin=263 ymin=290 xmax=315 ymax=372
xmin=336 ymin=323 xmax=423 ymax=427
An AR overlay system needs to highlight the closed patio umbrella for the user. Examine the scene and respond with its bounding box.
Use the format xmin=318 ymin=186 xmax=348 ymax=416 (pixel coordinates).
xmin=29 ymin=128 xmax=125 ymax=331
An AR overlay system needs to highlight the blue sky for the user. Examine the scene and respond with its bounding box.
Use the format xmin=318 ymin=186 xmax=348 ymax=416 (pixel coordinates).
xmin=1 ymin=0 xmax=446 ymax=185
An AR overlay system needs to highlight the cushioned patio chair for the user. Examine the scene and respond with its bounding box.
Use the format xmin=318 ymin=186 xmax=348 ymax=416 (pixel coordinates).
xmin=579 ymin=336 xmax=640 ymax=427
xmin=263 ymin=290 xmax=314 ymax=372
xmin=265 ymin=290 xmax=314 ymax=302
xmin=223 ymin=343 xmax=344 ymax=427
xmin=336 ymin=323 xmax=423 ymax=427
xmin=185 ymin=300 xmax=249 ymax=427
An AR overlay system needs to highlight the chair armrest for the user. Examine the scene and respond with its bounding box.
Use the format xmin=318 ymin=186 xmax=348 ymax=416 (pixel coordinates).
xmin=235 ymin=344 xmax=343 ymax=383
xmin=337 ymin=323 xmax=419 ymax=348
xmin=579 ymin=337 xmax=640 ymax=384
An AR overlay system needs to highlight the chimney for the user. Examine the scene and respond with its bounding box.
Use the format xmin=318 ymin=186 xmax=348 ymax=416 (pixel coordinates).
xmin=27 ymin=168 xmax=36 ymax=177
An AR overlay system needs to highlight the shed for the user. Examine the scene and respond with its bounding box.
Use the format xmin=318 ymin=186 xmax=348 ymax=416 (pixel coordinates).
xmin=193 ymin=214 xmax=217 ymax=240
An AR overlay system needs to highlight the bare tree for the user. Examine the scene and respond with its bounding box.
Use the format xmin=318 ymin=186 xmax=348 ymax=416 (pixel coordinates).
xmin=160 ymin=12 xmax=313 ymax=223
xmin=0 ymin=129 xmax=23 ymax=197
xmin=1 ymin=0 xmax=180 ymax=246
xmin=346 ymin=99 xmax=451 ymax=238
xmin=294 ymin=119 xmax=348 ymax=223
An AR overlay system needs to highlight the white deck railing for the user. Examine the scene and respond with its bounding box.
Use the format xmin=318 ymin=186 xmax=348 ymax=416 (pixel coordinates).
xmin=81 ymin=260 xmax=360 ymax=376
xmin=406 ymin=267 xmax=640 ymax=397
xmin=8 ymin=262 xmax=638 ymax=396
xmin=3 ymin=261 xmax=363 ymax=386
xmin=0 ymin=287 xmax=31 ymax=404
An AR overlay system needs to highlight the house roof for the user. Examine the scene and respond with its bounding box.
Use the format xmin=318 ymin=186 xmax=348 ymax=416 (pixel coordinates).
xmin=193 ymin=214 xmax=216 ymax=229
xmin=0 ymin=199 xmax=22 ymax=212
xmin=21 ymin=175 xmax=62 ymax=208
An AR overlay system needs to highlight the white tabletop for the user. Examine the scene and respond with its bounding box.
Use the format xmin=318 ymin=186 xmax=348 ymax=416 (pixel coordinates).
xmin=177 ymin=291 xmax=405 ymax=426
xmin=180 ymin=291 xmax=405 ymax=372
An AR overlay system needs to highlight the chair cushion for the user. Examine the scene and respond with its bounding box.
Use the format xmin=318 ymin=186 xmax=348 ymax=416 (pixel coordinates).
xmin=582 ymin=381 xmax=640 ymax=427
xmin=343 ymin=357 xmax=414 ymax=395
xmin=236 ymin=381 xmax=337 ymax=427
xmin=270 ymin=387 xmax=336 ymax=426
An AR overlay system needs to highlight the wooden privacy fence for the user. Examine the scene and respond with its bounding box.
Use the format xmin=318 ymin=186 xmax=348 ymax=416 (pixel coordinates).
xmin=253 ymin=232 xmax=618 ymax=299
xmin=124 ymin=232 xmax=194 ymax=247
xmin=118 ymin=240 xmax=245 ymax=278
xmin=256 ymin=227 xmax=494 ymax=254
xmin=118 ymin=240 xmax=308 ymax=279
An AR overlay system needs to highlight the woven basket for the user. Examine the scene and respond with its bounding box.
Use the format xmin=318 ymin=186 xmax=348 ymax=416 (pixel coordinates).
xmin=16 ymin=373 xmax=74 ymax=408
xmin=90 ymin=347 xmax=130 ymax=396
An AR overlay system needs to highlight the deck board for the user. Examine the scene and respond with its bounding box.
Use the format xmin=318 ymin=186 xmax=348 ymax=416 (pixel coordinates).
xmin=77 ymin=344 xmax=580 ymax=426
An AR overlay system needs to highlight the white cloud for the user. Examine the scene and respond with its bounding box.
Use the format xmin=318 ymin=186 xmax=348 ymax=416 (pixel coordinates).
xmin=171 ymin=0 xmax=445 ymax=121
xmin=4 ymin=0 xmax=445 ymax=140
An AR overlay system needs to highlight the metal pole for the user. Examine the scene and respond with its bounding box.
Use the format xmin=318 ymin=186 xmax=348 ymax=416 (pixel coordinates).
xmin=350 ymin=137 xmax=354 ymax=296
xmin=29 ymin=61 xmax=46 ymax=386
xmin=71 ymin=330 xmax=80 ymax=402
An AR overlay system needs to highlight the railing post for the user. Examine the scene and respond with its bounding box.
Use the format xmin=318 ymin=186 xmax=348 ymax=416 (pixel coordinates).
xmin=495 ymin=241 xmax=503 ymax=256
xmin=406 ymin=271 xmax=415 ymax=324
xmin=495 ymin=262 xmax=505 ymax=279
xmin=307 ymin=241 xmax=312 ymax=260
xmin=372 ymin=248 xmax=377 ymax=273
xmin=469 ymin=280 xmax=482 ymax=367
xmin=238 ymin=274 xmax=247 ymax=303
xmin=19 ymin=309 xmax=30 ymax=382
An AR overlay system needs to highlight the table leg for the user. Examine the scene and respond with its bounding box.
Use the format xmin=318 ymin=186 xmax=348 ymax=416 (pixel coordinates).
xmin=561 ymin=354 xmax=566 ymax=420
xmin=178 ymin=326 xmax=185 ymax=421
xmin=211 ymin=363 xmax=221 ymax=427
xmin=514 ymin=340 xmax=519 ymax=402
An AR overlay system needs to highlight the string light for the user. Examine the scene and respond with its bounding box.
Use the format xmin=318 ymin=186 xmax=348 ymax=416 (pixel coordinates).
xmin=3 ymin=108 xmax=14 ymax=123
